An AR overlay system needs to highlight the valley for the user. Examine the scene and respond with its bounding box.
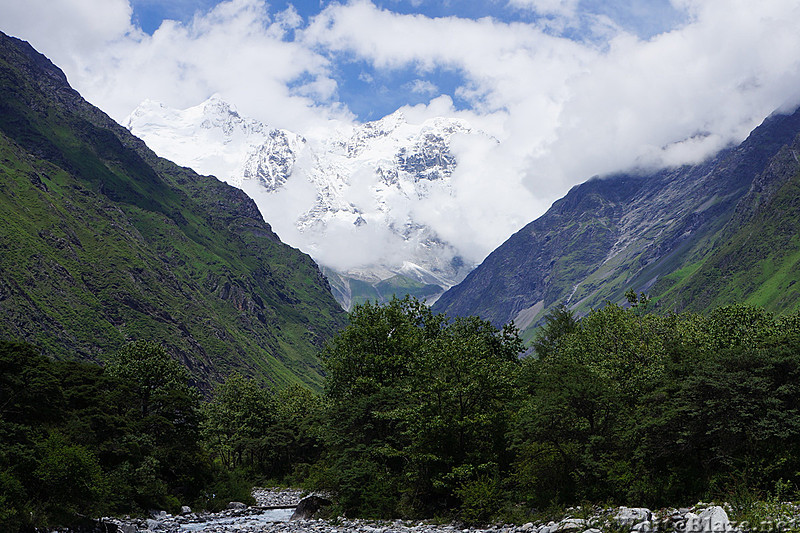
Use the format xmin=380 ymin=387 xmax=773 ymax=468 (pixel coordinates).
xmin=4 ymin=1 xmax=800 ymax=530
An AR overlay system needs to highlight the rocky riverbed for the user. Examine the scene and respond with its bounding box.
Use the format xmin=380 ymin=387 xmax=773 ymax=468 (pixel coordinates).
xmin=102 ymin=488 xmax=304 ymax=532
xmin=97 ymin=489 xmax=791 ymax=533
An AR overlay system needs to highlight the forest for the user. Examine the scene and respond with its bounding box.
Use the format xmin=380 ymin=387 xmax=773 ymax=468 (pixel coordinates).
xmin=3 ymin=295 xmax=800 ymax=530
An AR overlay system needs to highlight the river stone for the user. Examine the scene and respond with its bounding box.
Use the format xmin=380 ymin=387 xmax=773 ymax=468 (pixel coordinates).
xmin=685 ymin=509 xmax=735 ymax=533
xmin=615 ymin=507 xmax=652 ymax=526
xmin=697 ymin=506 xmax=734 ymax=532
xmin=227 ymin=501 xmax=247 ymax=510
xmin=684 ymin=512 xmax=700 ymax=532
xmin=555 ymin=518 xmax=587 ymax=531
xmin=291 ymin=495 xmax=333 ymax=520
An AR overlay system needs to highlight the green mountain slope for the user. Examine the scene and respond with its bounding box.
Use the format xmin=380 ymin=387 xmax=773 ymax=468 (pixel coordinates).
xmin=657 ymin=134 xmax=800 ymax=312
xmin=0 ymin=32 xmax=346 ymax=389
xmin=433 ymin=106 xmax=800 ymax=339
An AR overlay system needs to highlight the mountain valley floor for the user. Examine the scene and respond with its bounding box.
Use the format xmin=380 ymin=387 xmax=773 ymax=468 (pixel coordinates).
xmin=100 ymin=488 xmax=800 ymax=533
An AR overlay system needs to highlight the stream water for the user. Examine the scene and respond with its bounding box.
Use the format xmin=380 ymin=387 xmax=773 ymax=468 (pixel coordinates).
xmin=180 ymin=508 xmax=295 ymax=531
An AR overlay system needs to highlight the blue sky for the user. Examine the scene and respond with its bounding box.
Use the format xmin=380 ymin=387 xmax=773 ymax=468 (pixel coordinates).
xmin=127 ymin=0 xmax=686 ymax=121
xmin=131 ymin=0 xmax=684 ymax=36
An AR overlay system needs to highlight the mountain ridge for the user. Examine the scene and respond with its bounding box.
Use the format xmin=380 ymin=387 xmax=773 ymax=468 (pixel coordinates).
xmin=433 ymin=105 xmax=800 ymax=337
xmin=654 ymin=129 xmax=800 ymax=312
xmin=0 ymin=31 xmax=346 ymax=389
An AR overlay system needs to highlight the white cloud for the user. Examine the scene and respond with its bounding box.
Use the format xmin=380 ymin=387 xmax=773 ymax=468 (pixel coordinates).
xmin=1 ymin=0 xmax=348 ymax=131
xmin=275 ymin=4 xmax=303 ymax=30
xmin=507 ymin=0 xmax=579 ymax=18
xmin=303 ymin=0 xmax=800 ymax=194
xmin=406 ymin=79 xmax=438 ymax=95
xmin=0 ymin=0 xmax=138 ymax=74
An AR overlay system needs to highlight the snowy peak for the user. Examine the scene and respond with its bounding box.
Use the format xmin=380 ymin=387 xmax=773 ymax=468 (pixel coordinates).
xmin=124 ymin=94 xmax=287 ymax=185
xmin=125 ymin=96 xmax=494 ymax=309
xmin=396 ymin=122 xmax=468 ymax=182
xmin=243 ymin=129 xmax=306 ymax=191
xmin=197 ymin=95 xmax=249 ymax=135
xmin=339 ymin=111 xmax=471 ymax=163
xmin=126 ymin=94 xmax=260 ymax=139
xmin=323 ymin=113 xmax=473 ymax=192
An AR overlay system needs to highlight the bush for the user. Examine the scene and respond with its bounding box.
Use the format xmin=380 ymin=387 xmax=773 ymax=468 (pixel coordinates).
xmin=457 ymin=476 xmax=503 ymax=526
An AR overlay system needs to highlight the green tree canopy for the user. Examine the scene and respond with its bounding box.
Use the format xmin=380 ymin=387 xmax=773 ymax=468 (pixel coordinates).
xmin=319 ymin=296 xmax=523 ymax=519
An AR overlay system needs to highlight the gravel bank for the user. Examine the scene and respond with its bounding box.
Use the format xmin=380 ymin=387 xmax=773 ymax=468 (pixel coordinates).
xmin=99 ymin=490 xmax=757 ymax=533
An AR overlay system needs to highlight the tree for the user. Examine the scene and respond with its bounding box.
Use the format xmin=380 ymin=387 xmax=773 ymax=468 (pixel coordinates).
xmin=202 ymin=373 xmax=277 ymax=471
xmin=634 ymin=309 xmax=800 ymax=504
xmin=531 ymin=304 xmax=579 ymax=359
xmin=319 ymin=297 xmax=440 ymax=517
xmin=400 ymin=317 xmax=522 ymax=517
xmin=0 ymin=341 xmax=64 ymax=530
xmin=318 ymin=296 xmax=523 ymax=519
xmin=513 ymin=302 xmax=671 ymax=505
xmin=32 ymin=433 xmax=106 ymax=525
xmin=106 ymin=340 xmax=194 ymax=418
xmin=105 ymin=341 xmax=205 ymax=509
xmin=0 ymin=339 xmax=257 ymax=529
xmin=513 ymin=303 xmax=800 ymax=509
xmin=273 ymin=384 xmax=325 ymax=481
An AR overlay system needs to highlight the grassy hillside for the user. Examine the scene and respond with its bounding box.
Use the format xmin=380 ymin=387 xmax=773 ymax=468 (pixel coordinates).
xmin=0 ymin=32 xmax=346 ymax=390
xmin=656 ymin=137 xmax=800 ymax=313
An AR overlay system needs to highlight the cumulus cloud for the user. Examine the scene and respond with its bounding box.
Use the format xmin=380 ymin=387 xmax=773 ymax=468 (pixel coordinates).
xmin=13 ymin=0 xmax=134 ymax=46
xmin=1 ymin=0 xmax=349 ymax=131
xmin=540 ymin=0 xmax=800 ymax=181
xmin=0 ymin=0 xmax=138 ymax=72
xmin=303 ymin=0 xmax=800 ymax=194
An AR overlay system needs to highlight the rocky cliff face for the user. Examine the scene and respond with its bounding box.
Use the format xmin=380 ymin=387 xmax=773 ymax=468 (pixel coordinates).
xmin=0 ymin=32 xmax=346 ymax=389
xmin=433 ymin=106 xmax=800 ymax=338
xmin=126 ymin=98 xmax=493 ymax=308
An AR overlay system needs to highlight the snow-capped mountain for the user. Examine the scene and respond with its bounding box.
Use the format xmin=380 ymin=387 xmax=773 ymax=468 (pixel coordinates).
xmin=125 ymin=96 xmax=494 ymax=308
xmin=123 ymin=95 xmax=300 ymax=186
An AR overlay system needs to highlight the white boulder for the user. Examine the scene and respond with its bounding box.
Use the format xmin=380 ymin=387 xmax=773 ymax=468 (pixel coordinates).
xmin=615 ymin=507 xmax=652 ymax=526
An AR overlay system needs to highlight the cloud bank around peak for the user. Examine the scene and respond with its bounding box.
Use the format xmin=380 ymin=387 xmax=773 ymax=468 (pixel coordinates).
xmin=2 ymin=0 xmax=800 ymax=268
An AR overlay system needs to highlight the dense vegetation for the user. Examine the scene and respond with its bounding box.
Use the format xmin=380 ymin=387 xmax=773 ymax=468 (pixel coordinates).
xmin=313 ymin=297 xmax=523 ymax=520
xmin=0 ymin=340 xmax=203 ymax=529
xmin=0 ymin=339 xmax=322 ymax=531
xmin=5 ymin=295 xmax=800 ymax=531
xmin=313 ymin=296 xmax=800 ymax=522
